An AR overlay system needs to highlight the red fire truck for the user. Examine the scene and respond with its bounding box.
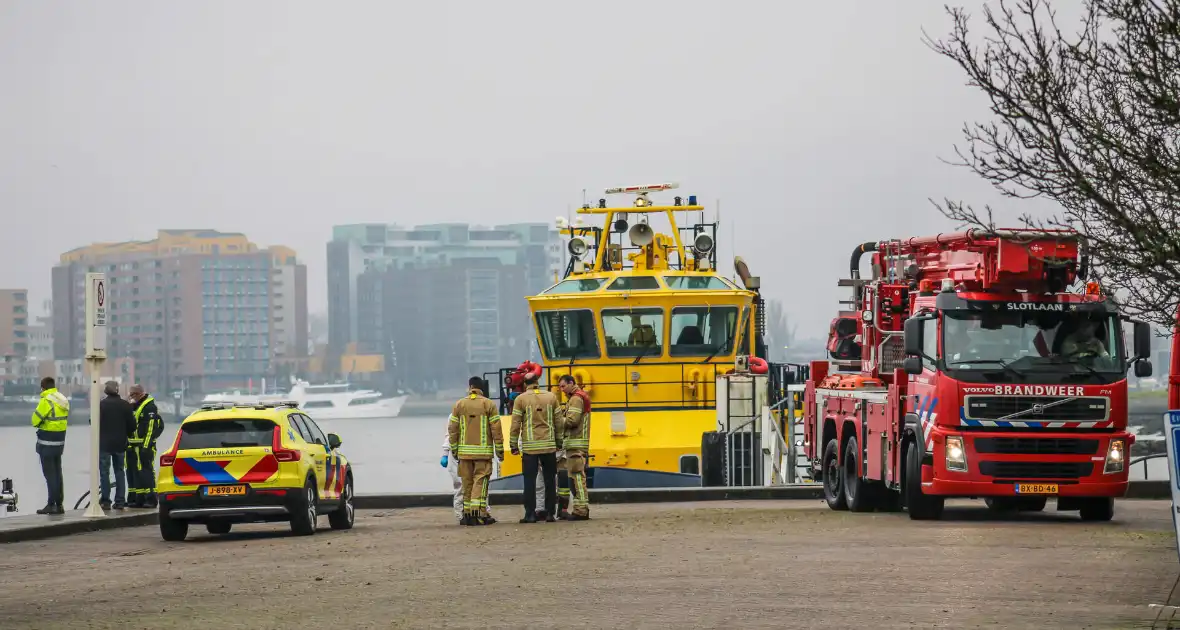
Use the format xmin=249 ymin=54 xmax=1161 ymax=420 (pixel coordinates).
xmin=803 ymin=229 xmax=1154 ymax=521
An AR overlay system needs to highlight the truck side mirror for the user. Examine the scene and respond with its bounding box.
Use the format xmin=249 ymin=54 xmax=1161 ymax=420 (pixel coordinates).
xmin=1134 ymin=359 xmax=1153 ymax=378
xmin=903 ymin=356 xmax=923 ymax=375
xmin=1133 ymin=321 xmax=1152 ymax=360
xmin=904 ymin=317 xmax=924 ymax=357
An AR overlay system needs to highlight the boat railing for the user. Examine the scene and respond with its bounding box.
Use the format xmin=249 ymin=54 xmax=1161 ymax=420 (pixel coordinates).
xmin=485 ymin=361 xmax=729 ymax=415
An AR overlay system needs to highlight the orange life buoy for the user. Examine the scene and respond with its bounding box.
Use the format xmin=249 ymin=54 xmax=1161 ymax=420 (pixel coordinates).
xmin=749 ymin=357 xmax=769 ymax=374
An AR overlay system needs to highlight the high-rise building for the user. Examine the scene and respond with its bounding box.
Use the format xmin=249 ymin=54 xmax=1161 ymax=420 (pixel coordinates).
xmin=329 ymin=222 xmax=561 ymax=391
xmin=26 ymin=299 xmax=54 ymax=360
xmin=52 ymin=230 xmax=308 ymax=393
xmin=0 ymin=289 xmax=29 ymax=357
xmin=327 ymin=223 xmax=562 ymax=355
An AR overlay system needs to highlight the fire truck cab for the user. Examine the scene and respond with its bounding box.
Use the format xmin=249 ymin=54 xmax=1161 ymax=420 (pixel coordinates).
xmin=804 ymin=229 xmax=1153 ymax=521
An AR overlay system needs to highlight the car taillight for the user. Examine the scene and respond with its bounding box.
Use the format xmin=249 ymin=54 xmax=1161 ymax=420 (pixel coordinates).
xmin=272 ymin=426 xmax=301 ymax=462
xmin=159 ymin=431 xmax=182 ymax=467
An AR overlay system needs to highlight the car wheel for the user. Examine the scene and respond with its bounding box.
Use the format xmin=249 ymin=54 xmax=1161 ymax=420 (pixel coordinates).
xmin=328 ymin=475 xmax=355 ymax=531
xmin=206 ymin=522 xmax=232 ymax=535
xmin=290 ymin=480 xmax=318 ymax=536
xmin=159 ymin=510 xmax=188 ymax=542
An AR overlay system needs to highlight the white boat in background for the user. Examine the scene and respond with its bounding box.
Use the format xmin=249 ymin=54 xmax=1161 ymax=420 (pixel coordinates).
xmin=199 ymin=379 xmax=408 ymax=420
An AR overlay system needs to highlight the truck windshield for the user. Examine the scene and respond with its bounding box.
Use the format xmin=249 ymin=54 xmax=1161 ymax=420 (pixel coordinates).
xmin=942 ymin=310 xmax=1124 ymax=377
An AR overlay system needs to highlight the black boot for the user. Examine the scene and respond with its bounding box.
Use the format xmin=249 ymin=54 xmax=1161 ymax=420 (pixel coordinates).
xmin=557 ymin=497 xmax=571 ymax=520
xmin=36 ymin=504 xmax=53 ymax=515
xmin=520 ymin=513 xmax=537 ymax=524
xmin=142 ymin=493 xmax=158 ymax=509
xmin=51 ymin=504 xmax=65 ymax=515
xmin=480 ymin=514 xmax=497 ymax=525
xmin=460 ymin=512 xmax=473 ymax=526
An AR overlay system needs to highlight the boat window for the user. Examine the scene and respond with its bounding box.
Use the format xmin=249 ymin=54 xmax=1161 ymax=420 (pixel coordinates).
xmin=602 ymin=307 xmax=665 ymax=358
xmin=348 ymin=396 xmax=380 ymax=406
xmin=663 ymin=276 xmax=730 ymax=290
xmin=177 ymin=419 xmax=276 ymax=449
xmin=607 ymin=276 xmax=661 ymax=291
xmin=736 ymin=306 xmax=751 ymax=356
xmin=303 ymin=400 xmax=334 ymax=409
xmin=543 ymin=278 xmax=606 ymax=294
xmin=535 ymin=309 xmax=601 ymax=360
xmin=669 ymin=306 xmax=739 ymax=357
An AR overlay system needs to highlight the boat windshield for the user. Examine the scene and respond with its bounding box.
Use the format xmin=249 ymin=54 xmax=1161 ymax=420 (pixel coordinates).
xmin=942 ymin=309 xmax=1126 ymax=377
xmin=602 ymin=308 xmax=664 ymax=358
xmin=535 ymin=309 xmax=601 ymax=360
xmin=663 ymin=276 xmax=732 ymax=290
xmin=669 ymin=306 xmax=739 ymax=357
xmin=607 ymin=277 xmax=661 ymax=291
xmin=542 ymin=278 xmax=606 ymax=294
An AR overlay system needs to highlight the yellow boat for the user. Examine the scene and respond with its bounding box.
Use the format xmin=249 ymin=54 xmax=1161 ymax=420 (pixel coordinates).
xmin=489 ymin=182 xmax=769 ymax=489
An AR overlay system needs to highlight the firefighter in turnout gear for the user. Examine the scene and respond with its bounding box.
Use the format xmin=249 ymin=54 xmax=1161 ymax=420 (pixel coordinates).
xmin=557 ymin=374 xmax=591 ymax=520
xmin=126 ymin=384 xmax=164 ymax=508
xmin=448 ymin=376 xmax=504 ymax=526
xmin=510 ymin=373 xmax=561 ymax=523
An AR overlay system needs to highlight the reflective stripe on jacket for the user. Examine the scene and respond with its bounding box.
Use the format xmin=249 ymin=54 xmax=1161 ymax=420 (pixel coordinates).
xmin=562 ymin=389 xmax=591 ymax=454
xmin=32 ymin=388 xmax=69 ymax=450
xmin=510 ymin=384 xmax=560 ymax=454
xmin=131 ymin=396 xmax=162 ymax=448
xmin=448 ymin=389 xmax=504 ymax=460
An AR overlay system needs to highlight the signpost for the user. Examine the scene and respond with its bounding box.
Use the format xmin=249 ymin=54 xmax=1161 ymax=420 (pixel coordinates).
xmin=1153 ymin=409 xmax=1180 ymax=625
xmin=1166 ymin=410 xmax=1180 ymax=564
xmin=83 ymin=273 xmax=107 ymax=518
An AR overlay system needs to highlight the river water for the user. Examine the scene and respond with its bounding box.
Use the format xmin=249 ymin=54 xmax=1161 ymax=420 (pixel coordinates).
xmin=0 ymin=414 xmax=1170 ymax=513
xmin=0 ymin=415 xmax=454 ymax=511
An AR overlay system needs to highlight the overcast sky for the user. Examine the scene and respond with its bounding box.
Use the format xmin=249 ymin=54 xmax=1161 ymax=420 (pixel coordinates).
xmin=0 ymin=1 xmax=1066 ymax=337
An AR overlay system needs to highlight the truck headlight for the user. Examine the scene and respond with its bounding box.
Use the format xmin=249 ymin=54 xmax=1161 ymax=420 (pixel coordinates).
xmin=1104 ymin=438 xmax=1125 ymax=474
xmin=945 ymin=435 xmax=968 ymax=472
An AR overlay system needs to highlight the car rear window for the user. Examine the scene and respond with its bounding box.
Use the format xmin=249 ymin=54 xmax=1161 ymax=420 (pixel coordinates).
xmin=178 ymin=419 xmax=277 ymax=449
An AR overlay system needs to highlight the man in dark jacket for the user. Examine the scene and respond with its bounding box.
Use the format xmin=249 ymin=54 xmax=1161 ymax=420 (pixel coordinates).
xmin=97 ymin=381 xmax=136 ymax=510
xmin=126 ymin=384 xmax=164 ymax=508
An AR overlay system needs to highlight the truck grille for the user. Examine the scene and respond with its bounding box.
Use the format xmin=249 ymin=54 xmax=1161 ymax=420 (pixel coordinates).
xmin=963 ymin=396 xmax=1108 ymax=422
xmin=973 ymin=437 xmax=1099 ymax=455
xmin=978 ymin=461 xmax=1094 ymax=479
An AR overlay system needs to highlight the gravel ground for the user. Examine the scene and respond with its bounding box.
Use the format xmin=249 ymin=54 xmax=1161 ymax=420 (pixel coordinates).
xmin=0 ymin=499 xmax=1177 ymax=629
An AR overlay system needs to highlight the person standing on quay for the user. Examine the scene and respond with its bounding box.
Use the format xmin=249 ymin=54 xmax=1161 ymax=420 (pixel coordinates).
xmin=32 ymin=377 xmax=69 ymax=515
xmin=448 ymin=376 xmax=504 ymax=526
xmin=97 ymin=381 xmax=136 ymax=510
xmin=126 ymin=384 xmax=163 ymax=508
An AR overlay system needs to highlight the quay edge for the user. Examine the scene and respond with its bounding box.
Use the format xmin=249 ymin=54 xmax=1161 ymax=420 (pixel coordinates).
xmin=0 ymin=481 xmax=1169 ymax=544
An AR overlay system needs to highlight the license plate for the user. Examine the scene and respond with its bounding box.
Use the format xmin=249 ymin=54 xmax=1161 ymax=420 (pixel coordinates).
xmin=203 ymin=485 xmax=246 ymax=497
xmin=1015 ymin=483 xmax=1058 ymax=494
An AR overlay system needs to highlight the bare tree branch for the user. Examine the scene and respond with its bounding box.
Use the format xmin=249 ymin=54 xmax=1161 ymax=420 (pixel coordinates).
xmin=924 ymin=0 xmax=1180 ymax=329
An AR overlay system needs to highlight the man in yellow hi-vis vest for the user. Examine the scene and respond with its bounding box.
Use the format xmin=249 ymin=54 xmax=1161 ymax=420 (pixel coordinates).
xmin=126 ymin=384 xmax=164 ymax=508
xmin=32 ymin=377 xmax=69 ymax=514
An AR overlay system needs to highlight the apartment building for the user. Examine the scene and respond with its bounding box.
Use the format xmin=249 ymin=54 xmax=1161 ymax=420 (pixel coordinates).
xmin=0 ymin=289 xmax=29 ymax=358
xmin=52 ymin=230 xmax=307 ymax=393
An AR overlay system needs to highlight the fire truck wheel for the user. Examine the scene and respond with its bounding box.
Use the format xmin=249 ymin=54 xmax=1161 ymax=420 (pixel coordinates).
xmin=822 ymin=440 xmax=847 ymax=511
xmin=876 ymin=486 xmax=904 ymax=512
xmin=1078 ymin=497 xmax=1114 ymax=522
xmin=843 ymin=435 xmax=874 ymax=512
xmin=904 ymin=441 xmax=944 ymax=520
